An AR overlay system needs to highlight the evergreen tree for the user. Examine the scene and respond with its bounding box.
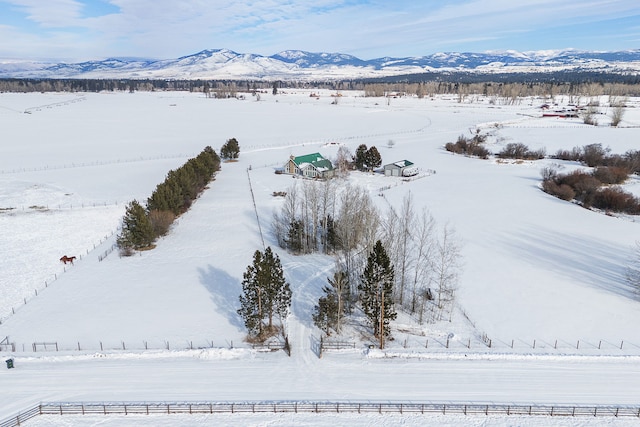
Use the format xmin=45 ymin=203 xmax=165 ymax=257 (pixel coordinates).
xmin=237 ymin=247 xmax=291 ymax=340
xmin=238 ymin=250 xmax=265 ymax=337
xmin=220 ymin=138 xmax=240 ymax=160
xmin=313 ymin=287 xmax=338 ymax=335
xmin=358 ymin=240 xmax=396 ymax=347
xmin=117 ymin=200 xmax=155 ymax=252
xmin=313 ymin=270 xmax=349 ymax=335
xmin=325 ymin=215 xmax=338 ymax=253
xmin=365 ymin=146 xmax=382 ymax=171
xmin=354 ymin=144 xmax=368 ymax=171
xmin=285 ymin=219 xmax=305 ymax=254
xmin=262 ymin=247 xmax=292 ymax=328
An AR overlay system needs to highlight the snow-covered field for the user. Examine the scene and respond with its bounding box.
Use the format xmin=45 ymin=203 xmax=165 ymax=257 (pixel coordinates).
xmin=1 ymin=89 xmax=640 ymax=426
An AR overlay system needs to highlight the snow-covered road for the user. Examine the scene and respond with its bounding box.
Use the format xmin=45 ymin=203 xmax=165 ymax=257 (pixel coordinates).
xmin=3 ymin=351 xmax=640 ymax=417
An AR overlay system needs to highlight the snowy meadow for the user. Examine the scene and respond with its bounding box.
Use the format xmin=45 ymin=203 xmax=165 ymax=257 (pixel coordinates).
xmin=1 ymin=89 xmax=640 ymax=426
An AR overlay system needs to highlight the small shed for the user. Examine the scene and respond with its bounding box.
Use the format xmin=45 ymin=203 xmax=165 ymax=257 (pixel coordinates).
xmin=384 ymin=160 xmax=415 ymax=177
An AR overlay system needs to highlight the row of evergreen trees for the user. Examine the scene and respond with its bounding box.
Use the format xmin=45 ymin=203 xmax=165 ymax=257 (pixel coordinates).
xmin=117 ymin=146 xmax=221 ymax=254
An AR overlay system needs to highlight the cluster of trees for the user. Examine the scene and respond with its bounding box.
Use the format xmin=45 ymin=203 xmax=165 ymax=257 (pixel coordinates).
xmin=497 ymin=143 xmax=546 ymax=160
xmin=314 ymin=240 xmax=396 ymax=348
xmin=541 ymin=167 xmax=640 ymax=214
xmin=312 ymin=196 xmax=461 ymax=348
xmin=272 ymin=180 xmax=462 ymax=345
xmin=446 ymin=132 xmax=544 ymax=161
xmin=220 ymin=138 xmax=240 ymax=160
xmin=273 ymin=180 xmax=378 ymax=257
xmin=445 ymin=133 xmax=490 ymax=159
xmin=552 ymin=143 xmax=640 ymax=173
xmin=117 ymin=146 xmax=220 ymax=254
xmin=354 ymin=144 xmax=382 ymax=171
xmin=237 ymin=247 xmax=292 ymax=342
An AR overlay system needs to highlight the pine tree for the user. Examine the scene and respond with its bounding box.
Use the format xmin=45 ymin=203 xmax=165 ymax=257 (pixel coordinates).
xmin=238 ymin=250 xmax=265 ymax=337
xmin=237 ymin=247 xmax=291 ymax=340
xmin=365 ymin=146 xmax=382 ymax=171
xmin=262 ymin=247 xmax=292 ymax=329
xmin=220 ymin=138 xmax=240 ymax=160
xmin=359 ymin=240 xmax=396 ymax=347
xmin=285 ymin=219 xmax=305 ymax=253
xmin=117 ymin=200 xmax=155 ymax=252
xmin=313 ymin=270 xmax=349 ymax=335
xmin=354 ymin=144 xmax=368 ymax=171
xmin=313 ymin=287 xmax=338 ymax=335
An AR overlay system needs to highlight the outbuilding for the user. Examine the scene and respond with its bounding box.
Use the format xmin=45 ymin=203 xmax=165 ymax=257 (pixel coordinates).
xmin=384 ymin=160 xmax=417 ymax=177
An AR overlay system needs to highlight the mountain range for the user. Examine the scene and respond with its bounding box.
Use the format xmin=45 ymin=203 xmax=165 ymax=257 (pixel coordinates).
xmin=1 ymin=48 xmax=639 ymax=80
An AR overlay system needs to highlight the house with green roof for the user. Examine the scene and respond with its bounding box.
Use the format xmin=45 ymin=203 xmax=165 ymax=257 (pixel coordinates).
xmin=284 ymin=153 xmax=335 ymax=179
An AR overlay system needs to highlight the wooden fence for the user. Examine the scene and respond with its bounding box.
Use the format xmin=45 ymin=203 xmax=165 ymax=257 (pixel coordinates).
xmin=2 ymin=401 xmax=640 ymax=426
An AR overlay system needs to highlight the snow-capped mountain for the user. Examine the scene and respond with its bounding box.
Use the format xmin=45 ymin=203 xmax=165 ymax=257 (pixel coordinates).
xmin=1 ymin=48 xmax=639 ymax=80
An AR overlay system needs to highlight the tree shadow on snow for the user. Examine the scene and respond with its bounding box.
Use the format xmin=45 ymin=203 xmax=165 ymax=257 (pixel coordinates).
xmin=500 ymin=227 xmax=636 ymax=300
xmin=198 ymin=265 xmax=245 ymax=330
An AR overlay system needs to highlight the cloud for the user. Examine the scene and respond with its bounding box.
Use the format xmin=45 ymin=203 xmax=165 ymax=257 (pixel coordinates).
xmin=0 ymin=0 xmax=638 ymax=60
xmin=3 ymin=0 xmax=84 ymax=27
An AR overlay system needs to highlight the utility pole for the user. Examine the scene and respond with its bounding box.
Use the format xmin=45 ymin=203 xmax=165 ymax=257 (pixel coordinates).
xmin=379 ymin=288 xmax=385 ymax=349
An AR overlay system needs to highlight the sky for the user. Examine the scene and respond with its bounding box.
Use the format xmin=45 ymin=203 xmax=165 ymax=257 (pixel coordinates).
xmin=0 ymin=0 xmax=638 ymax=62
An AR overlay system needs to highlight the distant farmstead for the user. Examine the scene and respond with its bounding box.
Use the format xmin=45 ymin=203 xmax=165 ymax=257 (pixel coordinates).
xmin=284 ymin=153 xmax=335 ymax=179
xmin=384 ymin=160 xmax=418 ymax=177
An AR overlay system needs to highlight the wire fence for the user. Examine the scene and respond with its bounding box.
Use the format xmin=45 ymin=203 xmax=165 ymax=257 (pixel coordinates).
xmin=1 ymin=333 xmax=638 ymax=356
xmin=0 ymin=230 xmax=120 ymax=325
xmin=0 ymin=153 xmax=195 ymax=175
xmin=1 ymin=338 xmax=240 ymax=353
xmin=2 ymin=401 xmax=640 ymax=426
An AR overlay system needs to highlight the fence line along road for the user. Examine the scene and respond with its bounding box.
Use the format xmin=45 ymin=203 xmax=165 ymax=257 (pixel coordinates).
xmin=3 ymin=401 xmax=640 ymax=426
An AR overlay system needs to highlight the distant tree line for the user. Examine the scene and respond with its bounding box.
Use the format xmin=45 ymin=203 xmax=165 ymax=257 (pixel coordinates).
xmin=117 ymin=146 xmax=221 ymax=254
xmin=3 ymin=73 xmax=640 ymax=97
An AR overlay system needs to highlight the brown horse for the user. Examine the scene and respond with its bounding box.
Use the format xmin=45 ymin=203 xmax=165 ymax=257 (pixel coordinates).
xmin=60 ymin=255 xmax=76 ymax=265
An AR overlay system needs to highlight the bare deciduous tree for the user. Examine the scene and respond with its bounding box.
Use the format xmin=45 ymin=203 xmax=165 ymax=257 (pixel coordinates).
xmin=610 ymin=96 xmax=627 ymax=127
xmin=430 ymin=224 xmax=463 ymax=322
xmin=334 ymin=146 xmax=353 ymax=177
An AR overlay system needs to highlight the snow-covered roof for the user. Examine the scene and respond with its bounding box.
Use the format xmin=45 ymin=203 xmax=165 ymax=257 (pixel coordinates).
xmin=385 ymin=160 xmax=414 ymax=168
